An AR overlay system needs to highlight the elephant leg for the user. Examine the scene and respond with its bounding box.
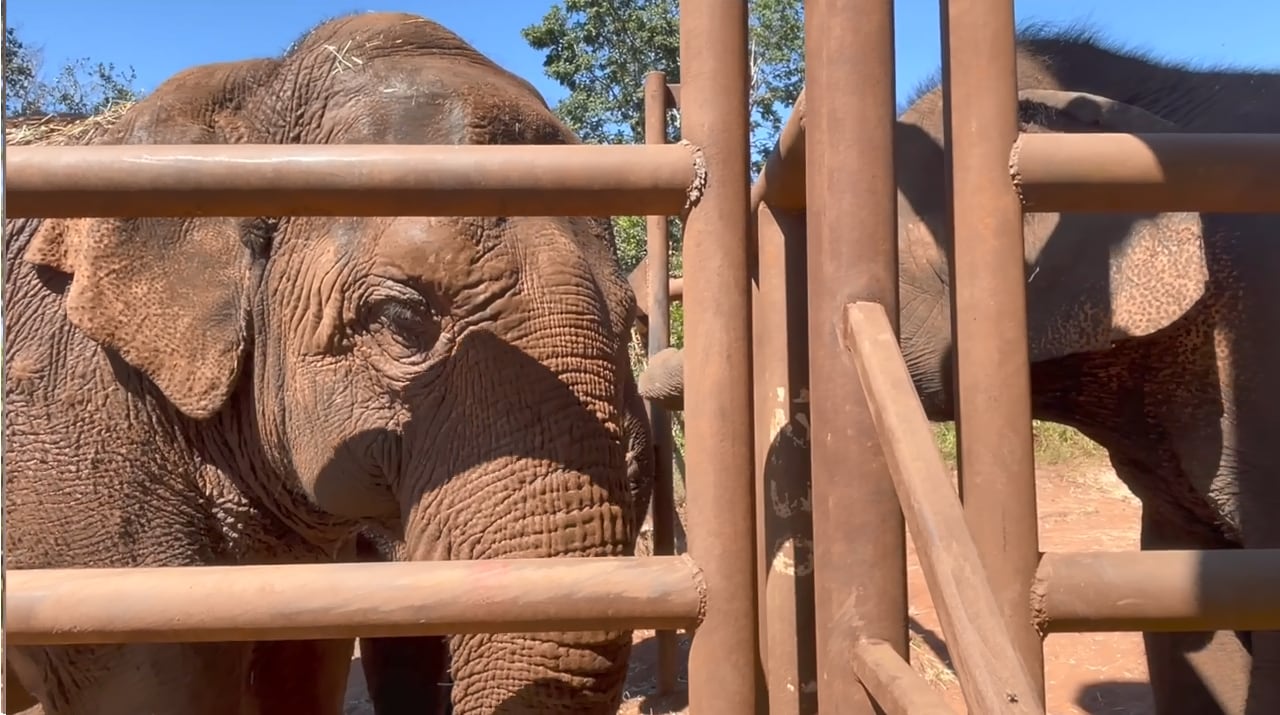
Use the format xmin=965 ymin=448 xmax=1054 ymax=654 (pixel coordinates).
xmin=359 ymin=635 xmax=451 ymax=715
xmin=245 ymin=639 xmax=354 ymax=715
xmin=1140 ymin=507 xmax=1250 ymax=715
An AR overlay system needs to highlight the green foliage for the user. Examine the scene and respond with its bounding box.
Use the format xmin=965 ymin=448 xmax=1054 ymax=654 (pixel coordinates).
xmin=931 ymin=421 xmax=1105 ymax=466
xmin=523 ymin=0 xmax=804 ymax=351
xmin=522 ymin=0 xmax=804 ymax=168
xmin=4 ymin=26 xmax=140 ymax=115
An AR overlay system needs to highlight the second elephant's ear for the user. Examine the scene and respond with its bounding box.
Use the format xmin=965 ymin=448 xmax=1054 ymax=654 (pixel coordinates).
xmin=1014 ymin=90 xmax=1209 ymax=363
xmin=23 ymin=59 xmax=278 ymax=419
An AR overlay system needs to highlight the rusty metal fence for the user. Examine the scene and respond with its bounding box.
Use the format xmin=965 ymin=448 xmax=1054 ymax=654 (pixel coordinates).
xmin=631 ymin=0 xmax=1280 ymax=714
xmin=3 ymin=1 xmax=757 ymax=713
xmin=11 ymin=0 xmax=1280 ymax=712
xmin=759 ymin=0 xmax=1280 ymax=712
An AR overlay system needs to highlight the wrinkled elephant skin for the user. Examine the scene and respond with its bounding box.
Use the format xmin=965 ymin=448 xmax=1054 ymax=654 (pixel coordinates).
xmin=636 ymin=347 xmax=685 ymax=412
xmin=4 ymin=12 xmax=655 ymax=715
xmin=637 ymin=27 xmax=1280 ymax=715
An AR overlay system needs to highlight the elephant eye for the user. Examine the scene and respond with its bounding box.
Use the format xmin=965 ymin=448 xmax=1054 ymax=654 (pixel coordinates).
xmin=367 ymin=295 xmax=441 ymax=355
xmin=376 ymin=299 xmax=427 ymax=328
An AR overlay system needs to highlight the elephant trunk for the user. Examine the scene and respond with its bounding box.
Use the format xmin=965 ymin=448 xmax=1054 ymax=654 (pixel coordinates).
xmin=407 ymin=457 xmax=635 ymax=714
xmin=636 ymin=347 xmax=686 ymax=412
xmin=445 ymin=559 xmax=633 ymax=714
xmin=401 ymin=329 xmax=640 ymax=713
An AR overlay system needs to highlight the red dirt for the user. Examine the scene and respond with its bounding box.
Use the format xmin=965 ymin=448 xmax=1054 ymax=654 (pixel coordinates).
xmin=341 ymin=461 xmax=1150 ymax=714
xmin=614 ymin=461 xmax=1153 ymax=715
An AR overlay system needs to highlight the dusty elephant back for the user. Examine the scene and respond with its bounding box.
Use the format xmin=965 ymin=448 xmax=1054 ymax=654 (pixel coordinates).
xmin=901 ymin=25 xmax=1280 ymax=134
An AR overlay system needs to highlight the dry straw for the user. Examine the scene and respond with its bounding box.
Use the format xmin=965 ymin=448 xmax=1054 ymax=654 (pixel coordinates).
xmin=4 ymin=100 xmax=135 ymax=147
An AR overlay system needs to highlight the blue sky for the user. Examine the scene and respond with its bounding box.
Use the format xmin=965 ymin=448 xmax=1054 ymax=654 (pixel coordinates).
xmin=7 ymin=0 xmax=1280 ymax=111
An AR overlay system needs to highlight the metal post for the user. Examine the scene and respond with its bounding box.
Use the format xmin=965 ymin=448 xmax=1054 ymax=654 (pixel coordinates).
xmin=642 ymin=68 xmax=680 ymax=696
xmin=940 ymin=0 xmax=1045 ymax=703
xmin=804 ymin=0 xmax=904 ymax=712
xmin=678 ymin=0 xmax=760 ymax=711
xmin=753 ymin=204 xmax=817 ymax=715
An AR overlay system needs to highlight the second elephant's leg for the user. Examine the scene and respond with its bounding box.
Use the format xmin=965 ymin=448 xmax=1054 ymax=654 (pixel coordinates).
xmin=1141 ymin=507 xmax=1250 ymax=715
xmin=359 ymin=635 xmax=451 ymax=715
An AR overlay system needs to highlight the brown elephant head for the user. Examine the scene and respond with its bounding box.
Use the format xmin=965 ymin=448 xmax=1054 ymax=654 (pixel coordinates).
xmin=637 ymin=85 xmax=1208 ymax=425
xmin=23 ymin=12 xmax=652 ymax=713
xmin=894 ymin=84 xmax=1207 ymax=419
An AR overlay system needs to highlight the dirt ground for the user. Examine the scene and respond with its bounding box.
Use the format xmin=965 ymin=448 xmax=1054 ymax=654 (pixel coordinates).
xmin=342 ymin=461 xmax=1151 ymax=715
xmin=611 ymin=460 xmax=1153 ymax=715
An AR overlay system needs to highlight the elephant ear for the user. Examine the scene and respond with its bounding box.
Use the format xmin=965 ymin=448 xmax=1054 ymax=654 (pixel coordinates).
xmin=1014 ymin=89 xmax=1209 ymax=362
xmin=24 ymin=59 xmax=279 ymax=419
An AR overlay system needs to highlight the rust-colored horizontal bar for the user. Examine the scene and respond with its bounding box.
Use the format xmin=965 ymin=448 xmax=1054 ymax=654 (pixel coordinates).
xmin=1012 ymin=132 xmax=1280 ymax=213
xmin=844 ymin=301 xmax=1042 ymax=715
xmin=6 ymin=556 xmax=704 ymax=645
xmin=5 ymin=143 xmax=702 ymax=219
xmin=628 ymin=258 xmax=684 ymax=306
xmin=1033 ymin=549 xmax=1280 ymax=634
xmin=751 ymin=89 xmax=807 ymax=211
xmin=849 ymin=639 xmax=958 ymax=715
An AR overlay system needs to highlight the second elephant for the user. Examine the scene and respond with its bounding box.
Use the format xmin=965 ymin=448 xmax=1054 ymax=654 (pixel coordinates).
xmin=638 ymin=28 xmax=1280 ymax=715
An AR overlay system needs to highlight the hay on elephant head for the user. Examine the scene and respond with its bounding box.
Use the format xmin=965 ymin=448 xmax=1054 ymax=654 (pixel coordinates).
xmin=4 ymin=100 xmax=135 ymax=147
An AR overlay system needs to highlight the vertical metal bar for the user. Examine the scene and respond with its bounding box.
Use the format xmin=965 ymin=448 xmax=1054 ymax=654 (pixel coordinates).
xmin=940 ymin=0 xmax=1046 ymax=704
xmin=679 ymin=0 xmax=760 ymax=712
xmin=642 ymin=69 xmax=680 ymax=696
xmin=804 ymin=0 xmax=904 ymax=712
xmin=753 ymin=204 xmax=817 ymax=715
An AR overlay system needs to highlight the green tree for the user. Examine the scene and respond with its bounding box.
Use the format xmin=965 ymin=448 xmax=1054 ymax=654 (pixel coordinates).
xmin=523 ymin=0 xmax=804 ymax=357
xmin=523 ymin=0 xmax=804 ymax=168
xmin=4 ymin=26 xmax=139 ymax=115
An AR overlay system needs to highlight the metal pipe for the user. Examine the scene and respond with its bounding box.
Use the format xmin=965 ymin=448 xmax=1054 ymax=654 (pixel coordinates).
xmin=665 ymin=83 xmax=684 ymax=110
xmin=678 ymin=0 xmax=760 ymax=711
xmin=848 ymin=640 xmax=958 ymax=715
xmin=752 ymin=204 xmax=816 ymax=715
xmin=1012 ymin=132 xmax=1280 ymax=213
xmin=5 ymin=557 xmax=704 ymax=646
xmin=628 ymin=262 xmax=684 ymax=305
xmin=626 ymin=258 xmax=685 ymax=340
xmin=752 ymin=91 xmax=807 ymax=212
xmin=643 ymin=68 xmax=680 ymax=697
xmin=1034 ymin=549 xmax=1280 ymax=634
xmin=940 ymin=0 xmax=1044 ymax=702
xmin=844 ymin=301 xmax=1043 ymax=715
xmin=804 ymin=0 xmax=904 ymax=712
xmin=5 ymin=143 xmax=702 ymax=219
xmin=751 ymin=91 xmax=808 ymax=212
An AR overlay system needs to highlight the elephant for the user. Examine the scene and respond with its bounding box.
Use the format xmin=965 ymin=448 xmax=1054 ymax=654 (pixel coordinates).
xmin=4 ymin=12 xmax=658 ymax=715
xmin=637 ymin=346 xmax=685 ymax=413
xmin=637 ymin=25 xmax=1280 ymax=715
xmin=352 ymin=373 xmax=656 ymax=715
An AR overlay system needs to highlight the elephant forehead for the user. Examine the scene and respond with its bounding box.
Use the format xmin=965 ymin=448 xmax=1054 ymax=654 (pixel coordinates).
xmin=371 ymin=216 xmax=517 ymax=294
